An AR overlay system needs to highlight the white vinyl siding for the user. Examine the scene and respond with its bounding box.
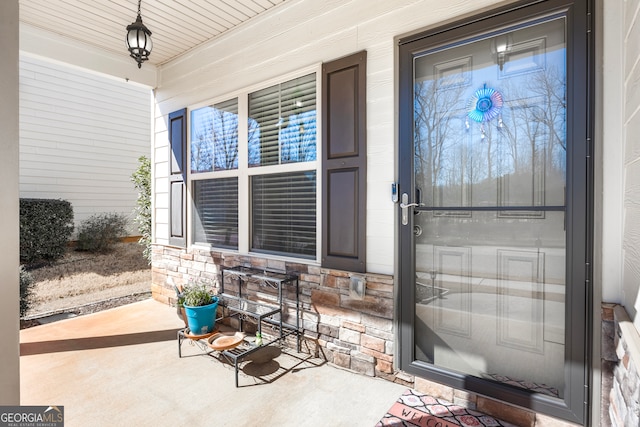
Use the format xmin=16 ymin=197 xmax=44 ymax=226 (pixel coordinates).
xmin=620 ymin=0 xmax=640 ymax=326
xmin=19 ymin=55 xmax=152 ymax=235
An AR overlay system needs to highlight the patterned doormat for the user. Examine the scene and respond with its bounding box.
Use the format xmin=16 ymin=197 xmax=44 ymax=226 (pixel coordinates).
xmin=376 ymin=389 xmax=515 ymax=427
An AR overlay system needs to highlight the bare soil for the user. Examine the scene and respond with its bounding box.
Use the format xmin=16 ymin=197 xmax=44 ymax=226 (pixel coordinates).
xmin=22 ymin=242 xmax=152 ymax=327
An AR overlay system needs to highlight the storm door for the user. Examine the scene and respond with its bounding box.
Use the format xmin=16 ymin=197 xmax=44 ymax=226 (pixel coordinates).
xmin=398 ymin=1 xmax=591 ymax=423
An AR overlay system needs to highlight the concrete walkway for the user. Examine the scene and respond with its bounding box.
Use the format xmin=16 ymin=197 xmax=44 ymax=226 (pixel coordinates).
xmin=20 ymin=299 xmax=407 ymax=427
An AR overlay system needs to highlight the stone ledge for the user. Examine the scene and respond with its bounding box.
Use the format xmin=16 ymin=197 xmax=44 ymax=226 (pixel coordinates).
xmin=614 ymin=305 xmax=640 ymax=373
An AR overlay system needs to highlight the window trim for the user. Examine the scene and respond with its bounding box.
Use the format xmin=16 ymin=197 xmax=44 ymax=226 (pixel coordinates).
xmin=187 ymin=64 xmax=323 ymax=263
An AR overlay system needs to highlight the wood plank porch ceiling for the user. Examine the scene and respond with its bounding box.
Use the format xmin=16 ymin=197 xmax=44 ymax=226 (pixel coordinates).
xmin=19 ymin=0 xmax=286 ymax=67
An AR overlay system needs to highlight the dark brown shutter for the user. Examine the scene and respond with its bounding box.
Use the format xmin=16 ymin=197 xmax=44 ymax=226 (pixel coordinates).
xmin=168 ymin=108 xmax=187 ymax=247
xmin=321 ymin=51 xmax=367 ymax=272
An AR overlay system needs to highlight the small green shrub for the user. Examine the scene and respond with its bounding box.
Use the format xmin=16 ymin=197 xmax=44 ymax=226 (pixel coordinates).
xmin=20 ymin=198 xmax=74 ymax=264
xmin=75 ymin=213 xmax=128 ymax=253
xmin=131 ymin=156 xmax=151 ymax=263
xmin=181 ymin=282 xmax=216 ymax=307
xmin=20 ymin=266 xmax=35 ymax=317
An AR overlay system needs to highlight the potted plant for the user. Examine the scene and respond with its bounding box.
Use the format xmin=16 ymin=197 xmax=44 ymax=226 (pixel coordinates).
xmin=181 ymin=280 xmax=219 ymax=335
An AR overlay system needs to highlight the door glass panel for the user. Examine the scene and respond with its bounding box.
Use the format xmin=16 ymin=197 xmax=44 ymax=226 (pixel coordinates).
xmin=413 ymin=17 xmax=566 ymax=398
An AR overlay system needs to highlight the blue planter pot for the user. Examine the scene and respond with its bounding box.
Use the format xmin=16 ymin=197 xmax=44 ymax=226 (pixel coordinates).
xmin=183 ymin=297 xmax=219 ymax=335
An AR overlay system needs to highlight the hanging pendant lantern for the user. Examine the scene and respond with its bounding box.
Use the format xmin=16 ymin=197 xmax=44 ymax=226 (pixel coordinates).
xmin=126 ymin=0 xmax=153 ymax=68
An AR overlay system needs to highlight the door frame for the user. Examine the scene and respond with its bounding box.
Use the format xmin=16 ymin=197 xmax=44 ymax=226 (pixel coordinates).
xmin=396 ymin=0 xmax=593 ymax=423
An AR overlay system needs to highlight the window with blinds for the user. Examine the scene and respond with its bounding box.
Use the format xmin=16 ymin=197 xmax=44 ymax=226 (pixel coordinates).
xmin=193 ymin=178 xmax=238 ymax=249
xmin=248 ymin=73 xmax=316 ymax=167
xmin=189 ymin=70 xmax=318 ymax=260
xmin=251 ymin=171 xmax=316 ymax=258
xmin=191 ymin=98 xmax=238 ymax=173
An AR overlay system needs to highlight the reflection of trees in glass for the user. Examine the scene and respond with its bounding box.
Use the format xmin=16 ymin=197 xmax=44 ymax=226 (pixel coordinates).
xmin=498 ymin=65 xmax=566 ymax=178
xmin=213 ymin=101 xmax=239 ymax=170
xmin=414 ymin=77 xmax=467 ymax=206
xmin=191 ymin=100 xmax=239 ymax=173
xmin=191 ymin=107 xmax=215 ymax=173
xmin=280 ymin=110 xmax=317 ymax=163
xmin=414 ymin=62 xmax=567 ymax=207
xmin=248 ymin=118 xmax=261 ymax=166
xmin=497 ymin=104 xmax=545 ymax=179
xmin=248 ymin=73 xmax=316 ymax=167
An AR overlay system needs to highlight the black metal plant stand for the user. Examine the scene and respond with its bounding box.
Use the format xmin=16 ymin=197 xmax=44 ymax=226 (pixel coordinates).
xmin=178 ymin=265 xmax=300 ymax=387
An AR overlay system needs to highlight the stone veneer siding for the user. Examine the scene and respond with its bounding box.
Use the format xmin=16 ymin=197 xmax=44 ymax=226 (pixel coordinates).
xmin=604 ymin=304 xmax=640 ymax=426
xmin=151 ymin=245 xmax=403 ymax=382
xmin=152 ymin=244 xmax=597 ymax=426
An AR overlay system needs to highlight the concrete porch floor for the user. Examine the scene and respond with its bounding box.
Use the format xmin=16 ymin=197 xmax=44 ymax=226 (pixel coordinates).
xmin=20 ymin=298 xmax=407 ymax=426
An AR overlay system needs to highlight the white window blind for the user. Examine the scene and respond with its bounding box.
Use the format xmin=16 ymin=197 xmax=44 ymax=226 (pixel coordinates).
xmin=193 ymin=178 xmax=238 ymax=249
xmin=251 ymin=171 xmax=316 ymax=258
xmin=248 ymin=73 xmax=316 ymax=167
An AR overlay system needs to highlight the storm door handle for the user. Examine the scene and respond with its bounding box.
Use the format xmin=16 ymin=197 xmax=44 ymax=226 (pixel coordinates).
xmin=401 ymin=193 xmax=418 ymax=225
